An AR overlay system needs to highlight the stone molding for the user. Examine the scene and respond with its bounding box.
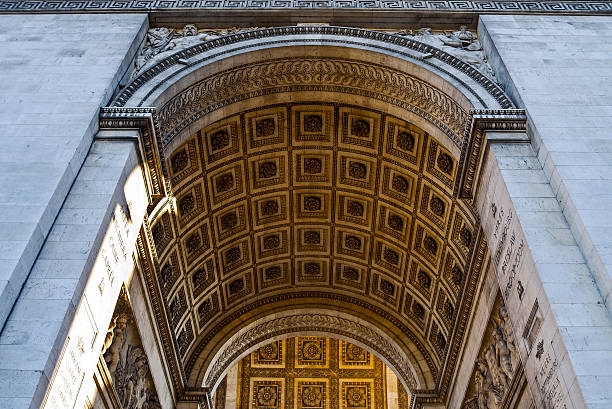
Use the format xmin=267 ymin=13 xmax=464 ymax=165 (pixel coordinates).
xmin=1 ymin=0 xmax=611 ymax=13
xmin=155 ymin=56 xmax=470 ymax=149
xmin=99 ymin=107 xmax=168 ymax=204
xmin=456 ymin=109 xmax=527 ymax=199
xmin=203 ymin=312 xmax=419 ymax=392
xmin=113 ymin=26 xmax=513 ymax=111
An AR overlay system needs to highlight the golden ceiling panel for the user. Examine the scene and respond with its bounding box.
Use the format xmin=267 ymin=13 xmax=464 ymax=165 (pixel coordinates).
xmin=149 ymin=102 xmax=482 ymax=394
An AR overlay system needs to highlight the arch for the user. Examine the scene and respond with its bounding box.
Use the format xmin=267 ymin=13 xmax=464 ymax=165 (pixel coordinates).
xmin=202 ymin=309 xmax=422 ymax=394
xmin=131 ymin=26 xmax=510 ymax=406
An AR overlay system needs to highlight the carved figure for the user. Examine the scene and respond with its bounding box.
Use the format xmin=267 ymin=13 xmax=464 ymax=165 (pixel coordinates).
xmin=493 ymin=326 xmax=514 ymax=381
xmin=498 ymin=304 xmax=519 ymax=369
xmin=102 ymin=315 xmax=117 ymax=355
xmin=474 ymin=359 xmax=490 ymax=409
xmin=485 ymin=343 xmax=508 ymax=391
xmin=397 ymin=26 xmax=497 ymax=82
xmin=133 ymin=25 xmax=224 ymax=77
xmin=104 ymin=313 xmax=128 ymax=374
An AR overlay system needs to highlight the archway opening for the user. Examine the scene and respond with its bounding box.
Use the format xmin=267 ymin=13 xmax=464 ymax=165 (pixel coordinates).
xmin=212 ymin=332 xmax=412 ymax=409
xmin=132 ymin=28 xmax=510 ymax=406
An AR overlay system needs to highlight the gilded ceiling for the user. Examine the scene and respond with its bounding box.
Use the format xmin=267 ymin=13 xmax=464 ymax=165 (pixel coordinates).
xmin=148 ymin=101 xmax=484 ymax=399
xmin=214 ymin=336 xmax=410 ymax=409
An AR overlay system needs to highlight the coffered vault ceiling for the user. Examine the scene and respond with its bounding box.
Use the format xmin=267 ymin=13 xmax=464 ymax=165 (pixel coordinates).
xmin=147 ymin=101 xmax=485 ymax=401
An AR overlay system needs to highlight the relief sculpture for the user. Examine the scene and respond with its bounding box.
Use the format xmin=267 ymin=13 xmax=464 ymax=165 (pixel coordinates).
xmin=101 ymin=291 xmax=161 ymax=409
xmin=395 ymin=26 xmax=498 ymax=83
xmin=463 ymin=298 xmax=521 ymax=409
xmin=133 ymin=25 xmax=256 ymax=77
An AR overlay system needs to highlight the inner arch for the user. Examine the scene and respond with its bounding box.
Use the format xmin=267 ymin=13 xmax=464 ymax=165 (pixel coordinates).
xmin=141 ymin=34 xmax=499 ymax=405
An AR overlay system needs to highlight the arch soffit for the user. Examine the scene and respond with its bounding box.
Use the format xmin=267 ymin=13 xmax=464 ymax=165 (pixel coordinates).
xmin=125 ymin=25 xmax=514 ymax=406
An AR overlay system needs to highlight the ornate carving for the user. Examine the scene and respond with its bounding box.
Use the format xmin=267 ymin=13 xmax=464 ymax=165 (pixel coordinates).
xmin=171 ymin=150 xmax=189 ymax=173
xmin=220 ymin=211 xmax=238 ymax=230
xmin=387 ymin=214 xmax=404 ymax=231
xmin=210 ymin=129 xmax=230 ymax=152
xmin=430 ymin=196 xmax=446 ymax=217
xmin=397 ymin=131 xmax=415 ymax=152
xmin=343 ymin=267 xmax=359 ymax=281
xmin=225 ymin=246 xmax=242 ymax=265
xmin=265 ymin=266 xmax=282 ymax=280
xmin=179 ymin=193 xmax=195 ymax=215
xmin=258 ymin=161 xmax=278 ymax=179
xmin=457 ymin=109 xmax=527 ymax=199
xmin=396 ymin=26 xmax=497 ymax=82
xmin=451 ymin=266 xmax=463 ymax=287
xmin=383 ymin=248 xmax=399 ymax=265
xmin=344 ymin=235 xmax=362 ymax=250
xmin=205 ymin=313 xmax=418 ymax=391
xmin=417 ymin=270 xmax=432 ymax=289
xmin=303 ymin=196 xmax=322 ymax=211
xmin=185 ymin=232 xmax=201 ymax=254
xmin=261 ymin=199 xmax=279 ymax=216
xmin=412 ymin=302 xmax=425 ymax=320
xmin=263 ymin=234 xmax=281 ymax=250
xmin=303 ymin=158 xmax=322 ymax=174
xmin=348 ymin=162 xmax=367 ymax=179
xmin=155 ymin=56 xmax=472 ymax=148
xmin=215 ymin=173 xmax=234 ymax=193
xmin=391 ymin=175 xmax=410 ymax=194
xmin=351 ymin=118 xmax=370 ymax=138
xmin=436 ymin=152 xmax=454 ymax=175
xmin=379 ymin=279 xmax=395 ymax=296
xmin=229 ymin=278 xmax=244 ymax=294
xmin=346 ymin=200 xmax=365 ymax=217
xmin=303 ymin=263 xmax=321 ymax=276
xmin=460 ymin=226 xmax=473 ymax=247
xmin=255 ymin=118 xmax=276 ymax=138
xmin=463 ymin=299 xmax=521 ymax=409
xmin=304 ymin=231 xmax=321 ymax=245
xmin=304 ymin=114 xmax=323 ymax=133
xmin=423 ymin=235 xmax=438 ymax=255
xmin=7 ymin=1 xmax=612 ymax=13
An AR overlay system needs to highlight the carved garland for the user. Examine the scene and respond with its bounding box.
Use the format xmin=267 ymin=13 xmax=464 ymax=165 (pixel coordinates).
xmin=204 ymin=313 xmax=418 ymax=392
xmin=157 ymin=57 xmax=470 ymax=149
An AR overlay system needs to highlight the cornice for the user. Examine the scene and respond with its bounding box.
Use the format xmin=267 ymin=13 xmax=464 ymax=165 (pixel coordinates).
xmin=456 ymin=108 xmax=527 ymax=199
xmin=1 ymin=0 xmax=611 ymax=13
xmin=98 ymin=107 xmax=168 ymax=205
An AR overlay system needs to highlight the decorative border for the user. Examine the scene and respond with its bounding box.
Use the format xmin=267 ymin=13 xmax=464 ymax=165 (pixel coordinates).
xmin=1 ymin=0 xmax=611 ymax=12
xmin=455 ymin=109 xmax=527 ymax=199
xmin=99 ymin=107 xmax=168 ymax=203
xmin=203 ymin=312 xmax=419 ymax=393
xmin=155 ymin=57 xmax=471 ymax=150
xmin=115 ymin=26 xmax=512 ymax=111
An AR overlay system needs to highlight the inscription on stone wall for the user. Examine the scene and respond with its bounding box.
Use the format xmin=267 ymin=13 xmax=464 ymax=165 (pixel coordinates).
xmin=536 ymin=352 xmax=567 ymax=409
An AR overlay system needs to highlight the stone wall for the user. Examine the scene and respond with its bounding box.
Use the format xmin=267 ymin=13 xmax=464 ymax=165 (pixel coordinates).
xmin=0 ymin=13 xmax=147 ymax=332
xmin=480 ymin=15 xmax=612 ymax=409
